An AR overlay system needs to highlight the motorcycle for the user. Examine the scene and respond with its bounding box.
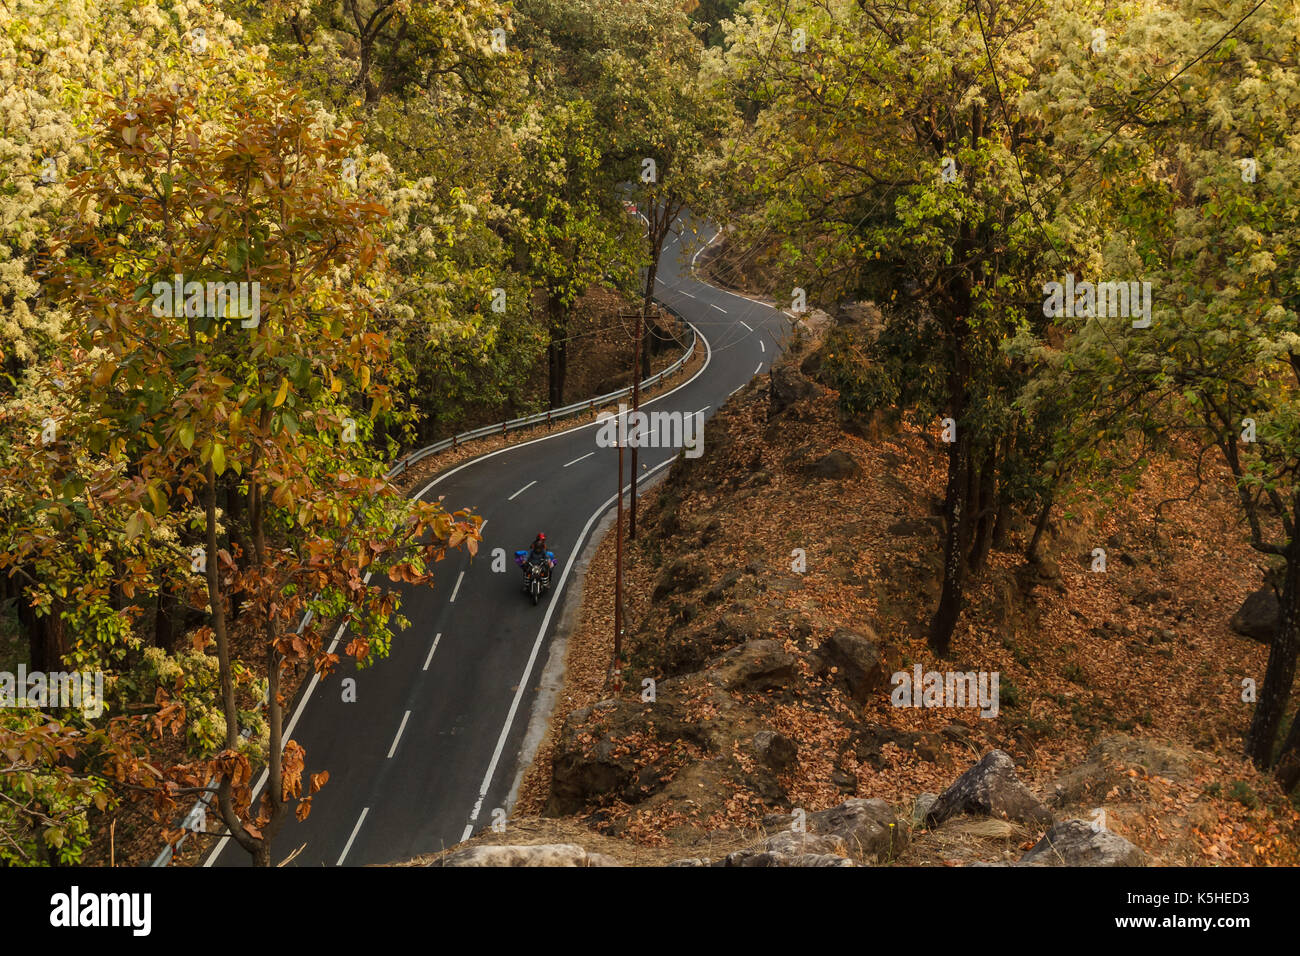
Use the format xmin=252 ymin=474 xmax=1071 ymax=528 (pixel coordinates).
xmin=514 ymin=549 xmax=556 ymax=605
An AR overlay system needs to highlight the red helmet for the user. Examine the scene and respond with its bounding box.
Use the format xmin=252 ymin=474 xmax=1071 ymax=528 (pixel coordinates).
xmin=537 ymin=533 xmax=545 ymax=541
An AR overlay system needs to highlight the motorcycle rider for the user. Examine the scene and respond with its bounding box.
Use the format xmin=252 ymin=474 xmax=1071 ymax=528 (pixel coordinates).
xmin=528 ymin=533 xmax=554 ymax=585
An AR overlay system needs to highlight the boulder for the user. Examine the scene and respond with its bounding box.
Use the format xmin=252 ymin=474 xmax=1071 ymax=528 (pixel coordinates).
xmin=760 ymin=831 xmax=848 ymax=857
xmin=831 ymin=767 xmax=858 ymax=794
xmin=768 ymin=364 xmax=818 ymax=419
xmin=764 ymin=797 xmax=905 ymax=863
xmin=1017 ymin=819 xmax=1147 ymax=867
xmin=1231 ymin=588 xmax=1278 ymax=643
xmin=806 ymin=449 xmax=861 ymax=480
xmin=657 ymin=624 xmax=735 ymax=677
xmin=925 ymin=750 xmax=1054 ymax=828
xmin=707 ymin=640 xmax=796 ymax=692
xmin=815 ymin=628 xmax=885 ymax=703
xmin=717 ymin=851 xmax=855 ymax=867
xmin=911 ymin=793 xmax=940 ymax=827
xmin=850 ymin=723 xmax=923 ymax=769
xmin=753 ymin=730 xmax=799 ymax=771
xmin=436 ymin=844 xmax=621 ymax=867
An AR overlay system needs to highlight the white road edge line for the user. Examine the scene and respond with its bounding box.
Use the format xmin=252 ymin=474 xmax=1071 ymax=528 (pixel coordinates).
xmin=336 ymin=808 xmax=369 ymax=866
xmin=690 ymin=228 xmax=721 ymax=269
xmin=563 ymin=452 xmax=595 ymax=468
xmin=449 ymin=571 xmax=464 ymax=603
xmin=387 ymin=711 xmax=411 ymax=759
xmin=695 ymin=406 xmax=710 ymax=416
xmin=507 ymin=480 xmax=536 ymax=501
xmin=680 ymin=291 xmax=696 ymax=298
xmin=459 ymin=456 xmax=679 ymax=843
xmin=755 ymin=363 xmax=763 ymax=375
xmin=423 ymin=633 xmax=442 ymax=671
xmin=710 ymin=303 xmax=726 ymax=313
xmin=729 ymin=384 xmax=744 ymax=396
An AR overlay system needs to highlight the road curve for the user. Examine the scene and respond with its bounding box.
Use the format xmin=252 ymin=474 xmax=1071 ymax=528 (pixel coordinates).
xmin=207 ymin=216 xmax=788 ymax=866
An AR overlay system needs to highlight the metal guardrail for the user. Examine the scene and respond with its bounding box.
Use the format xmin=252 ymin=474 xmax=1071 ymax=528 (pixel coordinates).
xmin=385 ymin=311 xmax=697 ymax=478
xmin=152 ymin=308 xmax=696 ymax=866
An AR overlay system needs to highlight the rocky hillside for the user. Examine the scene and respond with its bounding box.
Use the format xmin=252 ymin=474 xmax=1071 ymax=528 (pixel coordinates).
xmin=418 ymin=306 xmax=1300 ymax=867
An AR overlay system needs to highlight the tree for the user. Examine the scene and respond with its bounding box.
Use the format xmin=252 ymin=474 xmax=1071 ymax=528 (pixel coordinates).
xmin=709 ymin=0 xmax=1093 ymax=654
xmin=504 ymin=99 xmax=636 ymax=407
xmin=1035 ymin=0 xmax=1300 ymax=787
xmin=7 ymin=30 xmax=478 ymax=864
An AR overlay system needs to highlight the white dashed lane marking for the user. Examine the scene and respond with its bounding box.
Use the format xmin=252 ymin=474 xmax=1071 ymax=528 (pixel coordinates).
xmin=337 ymin=808 xmax=369 ymax=866
xmin=387 ymin=711 xmax=411 ymax=759
xmin=423 ymin=633 xmax=442 ymax=671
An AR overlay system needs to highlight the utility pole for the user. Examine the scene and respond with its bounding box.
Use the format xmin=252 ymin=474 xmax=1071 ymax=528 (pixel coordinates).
xmin=626 ymin=308 xmax=643 ymax=540
xmin=613 ymin=408 xmax=624 ymax=696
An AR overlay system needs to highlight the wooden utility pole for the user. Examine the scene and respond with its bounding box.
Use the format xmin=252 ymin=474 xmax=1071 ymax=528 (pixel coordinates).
xmin=628 ymin=308 xmax=643 ymax=540
xmin=613 ymin=410 xmax=624 ymax=695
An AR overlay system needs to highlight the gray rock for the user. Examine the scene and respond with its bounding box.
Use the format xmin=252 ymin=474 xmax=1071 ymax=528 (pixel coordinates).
xmin=926 ymin=750 xmax=1054 ymax=828
xmin=707 ymin=640 xmax=796 ymax=692
xmin=815 ymin=628 xmax=885 ymax=703
xmin=719 ymin=850 xmax=855 ymax=867
xmin=764 ymin=797 xmax=905 ymax=863
xmin=1231 ymin=588 xmax=1278 ymax=643
xmin=761 ymin=831 xmax=848 ymax=857
xmin=753 ymin=730 xmax=799 ymax=771
xmin=768 ymin=364 xmax=818 ymax=419
xmin=831 ymin=767 xmax=858 ymax=793
xmin=911 ymin=793 xmax=939 ymax=826
xmin=1017 ymin=819 xmax=1147 ymax=867
xmin=436 ymin=844 xmax=621 ymax=867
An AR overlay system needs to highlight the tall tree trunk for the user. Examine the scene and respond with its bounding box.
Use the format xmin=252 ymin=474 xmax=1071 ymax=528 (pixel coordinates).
xmin=930 ymin=413 xmax=971 ymax=657
xmin=17 ymin=577 xmax=64 ymax=672
xmin=154 ymin=569 xmax=178 ymax=652
xmin=206 ymin=462 xmax=258 ymax=861
xmin=1245 ymin=538 xmax=1300 ymax=769
xmin=928 ymin=140 xmax=976 ymax=657
xmin=969 ymin=444 xmax=997 ymax=572
xmin=546 ymin=293 xmax=567 ymax=408
xmin=1275 ymin=711 xmax=1300 ymax=793
xmin=1025 ymin=493 xmax=1053 ymax=564
xmin=992 ymin=429 xmax=1015 ymax=549
xmin=250 ymin=480 xmax=285 ymax=865
xmin=641 ymin=255 xmax=659 ymax=381
xmin=992 ymin=500 xmax=1012 ymax=550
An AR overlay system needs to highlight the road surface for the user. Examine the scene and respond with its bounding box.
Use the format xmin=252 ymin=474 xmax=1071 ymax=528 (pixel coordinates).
xmin=207 ymin=216 xmax=789 ymax=866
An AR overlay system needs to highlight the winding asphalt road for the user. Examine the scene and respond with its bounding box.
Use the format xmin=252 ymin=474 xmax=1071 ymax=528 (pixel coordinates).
xmin=206 ymin=215 xmax=788 ymax=866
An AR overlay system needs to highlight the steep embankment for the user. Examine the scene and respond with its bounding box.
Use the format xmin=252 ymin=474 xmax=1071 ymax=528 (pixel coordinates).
xmin=417 ymin=301 xmax=1300 ymax=867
